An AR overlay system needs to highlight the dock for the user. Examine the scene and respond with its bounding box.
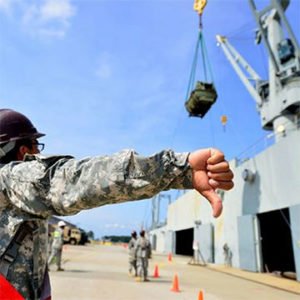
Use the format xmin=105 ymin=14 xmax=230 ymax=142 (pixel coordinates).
xmin=49 ymin=244 xmax=300 ymax=299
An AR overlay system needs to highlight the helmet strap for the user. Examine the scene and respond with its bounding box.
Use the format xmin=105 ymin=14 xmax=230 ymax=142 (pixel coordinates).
xmin=0 ymin=141 xmax=16 ymax=159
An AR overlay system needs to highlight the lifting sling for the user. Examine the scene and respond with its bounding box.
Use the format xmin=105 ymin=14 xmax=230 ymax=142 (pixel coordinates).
xmin=185 ymin=3 xmax=217 ymax=118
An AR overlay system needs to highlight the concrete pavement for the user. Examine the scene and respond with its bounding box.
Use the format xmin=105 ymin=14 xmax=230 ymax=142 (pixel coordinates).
xmin=49 ymin=244 xmax=300 ymax=300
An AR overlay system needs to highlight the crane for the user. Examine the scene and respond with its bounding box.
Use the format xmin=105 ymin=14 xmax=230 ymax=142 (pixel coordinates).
xmin=217 ymin=0 xmax=300 ymax=139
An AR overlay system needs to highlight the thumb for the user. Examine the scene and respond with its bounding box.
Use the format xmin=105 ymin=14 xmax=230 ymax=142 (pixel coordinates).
xmin=201 ymin=189 xmax=223 ymax=218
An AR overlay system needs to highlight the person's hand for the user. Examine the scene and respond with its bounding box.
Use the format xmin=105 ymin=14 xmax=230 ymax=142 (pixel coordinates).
xmin=188 ymin=148 xmax=234 ymax=218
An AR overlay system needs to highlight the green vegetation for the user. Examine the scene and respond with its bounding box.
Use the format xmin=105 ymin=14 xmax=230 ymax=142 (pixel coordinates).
xmin=102 ymin=235 xmax=130 ymax=243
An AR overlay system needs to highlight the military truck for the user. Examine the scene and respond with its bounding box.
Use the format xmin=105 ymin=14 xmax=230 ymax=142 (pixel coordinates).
xmin=49 ymin=218 xmax=89 ymax=245
xmin=63 ymin=226 xmax=82 ymax=245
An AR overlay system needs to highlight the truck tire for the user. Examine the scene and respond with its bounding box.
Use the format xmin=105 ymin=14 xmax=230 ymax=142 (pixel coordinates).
xmin=70 ymin=238 xmax=77 ymax=245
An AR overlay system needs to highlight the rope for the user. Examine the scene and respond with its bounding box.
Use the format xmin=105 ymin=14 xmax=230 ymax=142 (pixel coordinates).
xmin=185 ymin=31 xmax=201 ymax=100
xmin=185 ymin=14 xmax=216 ymax=101
xmin=200 ymin=31 xmax=208 ymax=81
xmin=201 ymin=32 xmax=214 ymax=83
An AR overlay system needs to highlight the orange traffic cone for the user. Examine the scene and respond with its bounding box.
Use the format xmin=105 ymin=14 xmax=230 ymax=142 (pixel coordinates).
xmin=168 ymin=253 xmax=172 ymax=262
xmin=170 ymin=274 xmax=180 ymax=292
xmin=198 ymin=290 xmax=204 ymax=300
xmin=153 ymin=264 xmax=159 ymax=278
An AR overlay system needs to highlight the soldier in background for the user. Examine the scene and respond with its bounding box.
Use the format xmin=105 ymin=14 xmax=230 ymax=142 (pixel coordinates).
xmin=128 ymin=230 xmax=138 ymax=276
xmin=0 ymin=109 xmax=234 ymax=299
xmin=135 ymin=230 xmax=152 ymax=282
xmin=223 ymin=243 xmax=233 ymax=267
xmin=48 ymin=221 xmax=66 ymax=271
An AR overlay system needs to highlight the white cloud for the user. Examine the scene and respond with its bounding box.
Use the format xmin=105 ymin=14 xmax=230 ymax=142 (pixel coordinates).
xmin=1 ymin=0 xmax=76 ymax=39
xmin=22 ymin=4 xmax=39 ymax=25
xmin=104 ymin=223 xmax=120 ymax=228
xmin=103 ymin=223 xmax=132 ymax=229
xmin=23 ymin=0 xmax=76 ymax=38
xmin=0 ymin=0 xmax=9 ymax=9
xmin=37 ymin=27 xmax=67 ymax=39
xmin=96 ymin=52 xmax=113 ymax=79
xmin=0 ymin=0 xmax=14 ymax=13
xmin=40 ymin=0 xmax=76 ymax=22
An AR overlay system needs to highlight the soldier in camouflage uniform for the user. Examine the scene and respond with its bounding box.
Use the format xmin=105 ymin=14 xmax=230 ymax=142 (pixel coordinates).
xmin=48 ymin=220 xmax=66 ymax=271
xmin=135 ymin=230 xmax=151 ymax=282
xmin=128 ymin=230 xmax=138 ymax=276
xmin=0 ymin=109 xmax=234 ymax=299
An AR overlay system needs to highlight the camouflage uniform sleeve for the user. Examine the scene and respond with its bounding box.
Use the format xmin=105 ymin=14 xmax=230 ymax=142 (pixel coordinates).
xmin=48 ymin=149 xmax=193 ymax=215
xmin=0 ymin=149 xmax=193 ymax=217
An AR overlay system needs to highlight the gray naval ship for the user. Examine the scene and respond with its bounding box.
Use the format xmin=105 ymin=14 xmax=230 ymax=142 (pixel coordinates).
xmin=150 ymin=0 xmax=300 ymax=282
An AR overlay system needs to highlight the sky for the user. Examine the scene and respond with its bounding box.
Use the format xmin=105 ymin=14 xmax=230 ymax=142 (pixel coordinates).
xmin=0 ymin=0 xmax=299 ymax=238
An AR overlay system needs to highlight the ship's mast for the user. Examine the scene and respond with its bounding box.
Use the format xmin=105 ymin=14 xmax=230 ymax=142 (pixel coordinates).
xmin=217 ymin=0 xmax=300 ymax=142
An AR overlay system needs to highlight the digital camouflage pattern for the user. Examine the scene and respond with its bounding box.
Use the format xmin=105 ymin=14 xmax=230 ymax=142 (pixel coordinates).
xmin=128 ymin=237 xmax=137 ymax=263
xmin=0 ymin=149 xmax=192 ymax=299
xmin=135 ymin=236 xmax=152 ymax=280
xmin=128 ymin=236 xmax=137 ymax=276
xmin=136 ymin=236 xmax=151 ymax=259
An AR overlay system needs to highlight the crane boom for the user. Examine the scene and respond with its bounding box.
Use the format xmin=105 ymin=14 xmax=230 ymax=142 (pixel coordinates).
xmin=216 ymin=35 xmax=263 ymax=106
xmin=216 ymin=0 xmax=300 ymax=135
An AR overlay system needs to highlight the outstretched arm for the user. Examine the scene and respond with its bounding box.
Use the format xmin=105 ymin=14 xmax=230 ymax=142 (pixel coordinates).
xmin=1 ymin=149 xmax=233 ymax=218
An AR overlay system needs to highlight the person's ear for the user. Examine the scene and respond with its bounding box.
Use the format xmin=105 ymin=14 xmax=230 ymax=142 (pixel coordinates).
xmin=17 ymin=145 xmax=30 ymax=160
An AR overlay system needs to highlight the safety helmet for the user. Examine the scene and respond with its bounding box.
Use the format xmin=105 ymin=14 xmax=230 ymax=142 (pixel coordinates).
xmin=58 ymin=221 xmax=66 ymax=227
xmin=0 ymin=109 xmax=45 ymax=158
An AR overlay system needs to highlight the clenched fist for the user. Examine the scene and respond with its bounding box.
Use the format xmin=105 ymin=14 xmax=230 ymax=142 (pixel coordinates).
xmin=188 ymin=148 xmax=234 ymax=218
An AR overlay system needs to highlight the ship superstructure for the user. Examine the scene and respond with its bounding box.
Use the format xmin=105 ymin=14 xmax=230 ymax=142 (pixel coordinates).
xmin=150 ymin=0 xmax=300 ymax=281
